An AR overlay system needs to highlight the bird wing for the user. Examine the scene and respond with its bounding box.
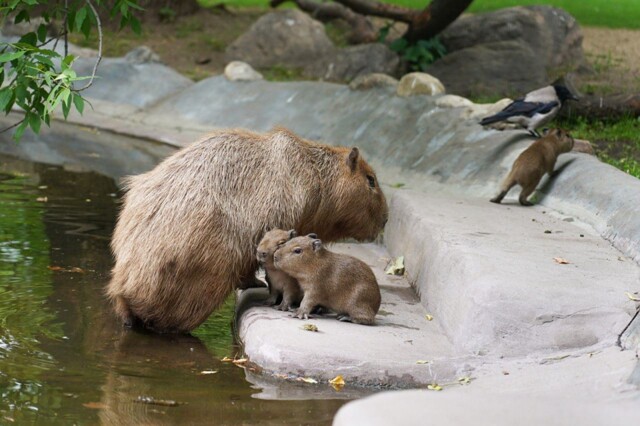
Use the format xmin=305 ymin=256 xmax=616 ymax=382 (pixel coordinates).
xmin=480 ymin=100 xmax=559 ymax=125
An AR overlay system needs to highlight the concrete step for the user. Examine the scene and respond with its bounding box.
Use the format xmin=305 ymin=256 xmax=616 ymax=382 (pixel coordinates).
xmin=385 ymin=190 xmax=640 ymax=358
xmin=236 ymin=243 xmax=462 ymax=387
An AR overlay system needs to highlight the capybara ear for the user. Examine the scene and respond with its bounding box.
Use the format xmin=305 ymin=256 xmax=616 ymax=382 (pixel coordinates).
xmin=312 ymin=239 xmax=322 ymax=251
xmin=307 ymin=233 xmax=318 ymax=239
xmin=288 ymin=229 xmax=298 ymax=239
xmin=347 ymin=147 xmax=359 ymax=171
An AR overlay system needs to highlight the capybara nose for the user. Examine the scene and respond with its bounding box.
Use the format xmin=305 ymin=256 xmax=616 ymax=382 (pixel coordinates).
xmin=257 ymin=251 xmax=267 ymax=261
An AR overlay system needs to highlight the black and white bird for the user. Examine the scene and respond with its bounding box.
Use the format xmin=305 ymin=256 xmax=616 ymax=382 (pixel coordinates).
xmin=479 ymin=85 xmax=579 ymax=137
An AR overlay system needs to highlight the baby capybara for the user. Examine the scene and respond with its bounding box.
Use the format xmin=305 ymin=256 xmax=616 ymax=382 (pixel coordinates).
xmin=490 ymin=128 xmax=574 ymax=206
xmin=257 ymin=228 xmax=303 ymax=311
xmin=107 ymin=128 xmax=388 ymax=332
xmin=274 ymin=235 xmax=381 ymax=325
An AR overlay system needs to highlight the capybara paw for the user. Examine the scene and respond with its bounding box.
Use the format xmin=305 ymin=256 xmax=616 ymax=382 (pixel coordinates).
xmin=520 ymin=200 xmax=534 ymax=206
xmin=489 ymin=197 xmax=501 ymax=204
xmin=337 ymin=315 xmax=352 ymax=322
xmin=276 ymin=302 xmax=290 ymax=311
xmin=293 ymin=309 xmax=311 ymax=320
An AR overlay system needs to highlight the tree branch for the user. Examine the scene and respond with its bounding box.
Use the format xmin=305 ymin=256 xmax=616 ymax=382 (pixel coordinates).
xmin=0 ymin=118 xmax=25 ymax=135
xmin=75 ymin=0 xmax=102 ymax=92
xmin=329 ymin=0 xmax=418 ymax=23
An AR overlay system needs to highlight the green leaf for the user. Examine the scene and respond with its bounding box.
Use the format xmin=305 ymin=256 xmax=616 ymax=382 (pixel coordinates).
xmin=18 ymin=32 xmax=37 ymax=46
xmin=62 ymin=98 xmax=72 ymax=119
xmin=130 ymin=15 xmax=141 ymax=34
xmin=75 ymin=6 xmax=88 ymax=33
xmin=0 ymin=50 xmax=25 ymax=63
xmin=37 ymin=23 xmax=47 ymax=43
xmin=0 ymin=87 xmax=14 ymax=112
xmin=13 ymin=119 xmax=28 ymax=141
xmin=28 ymin=112 xmax=41 ymax=133
xmin=72 ymin=93 xmax=84 ymax=114
xmin=14 ymin=9 xmax=29 ymax=24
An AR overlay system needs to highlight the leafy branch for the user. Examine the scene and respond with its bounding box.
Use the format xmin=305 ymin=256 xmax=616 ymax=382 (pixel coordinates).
xmin=0 ymin=0 xmax=143 ymax=140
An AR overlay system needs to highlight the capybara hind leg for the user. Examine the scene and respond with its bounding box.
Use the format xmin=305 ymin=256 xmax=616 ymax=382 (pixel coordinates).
xmin=490 ymin=179 xmax=516 ymax=204
xmin=113 ymin=295 xmax=134 ymax=328
xmin=518 ymin=182 xmax=537 ymax=206
xmin=338 ymin=309 xmax=375 ymax=325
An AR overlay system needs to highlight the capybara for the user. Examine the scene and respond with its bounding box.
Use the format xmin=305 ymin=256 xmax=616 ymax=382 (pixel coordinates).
xmin=107 ymin=128 xmax=388 ymax=332
xmin=273 ymin=235 xmax=381 ymax=325
xmin=257 ymin=228 xmax=303 ymax=311
xmin=490 ymin=128 xmax=574 ymax=206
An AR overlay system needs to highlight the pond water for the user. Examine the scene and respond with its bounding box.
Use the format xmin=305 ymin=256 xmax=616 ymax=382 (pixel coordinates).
xmin=0 ymin=155 xmax=348 ymax=425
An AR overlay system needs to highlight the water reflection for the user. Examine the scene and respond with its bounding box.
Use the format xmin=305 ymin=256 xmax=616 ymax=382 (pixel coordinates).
xmin=0 ymin=155 xmax=347 ymax=425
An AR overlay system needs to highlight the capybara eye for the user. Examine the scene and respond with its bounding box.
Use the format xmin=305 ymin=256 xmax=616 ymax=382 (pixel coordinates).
xmin=366 ymin=175 xmax=376 ymax=188
xmin=277 ymin=240 xmax=286 ymax=246
xmin=294 ymin=248 xmax=302 ymax=254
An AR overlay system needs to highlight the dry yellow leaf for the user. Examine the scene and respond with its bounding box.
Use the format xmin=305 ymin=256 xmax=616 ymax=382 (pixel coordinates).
xmin=329 ymin=375 xmax=345 ymax=386
xmin=301 ymin=324 xmax=319 ymax=332
xmin=221 ymin=356 xmax=233 ymax=362
xmin=36 ymin=196 xmax=48 ymax=202
xmin=425 ymin=314 xmax=433 ymax=321
xmin=232 ymin=358 xmax=248 ymax=365
xmin=83 ymin=402 xmax=107 ymax=410
xmin=416 ymin=360 xmax=430 ymax=365
xmin=385 ymin=256 xmax=405 ymax=275
xmin=427 ymin=384 xmax=442 ymax=391
xmin=458 ymin=376 xmax=471 ymax=385
xmin=625 ymin=292 xmax=640 ymax=302
xmin=298 ymin=377 xmax=318 ymax=384
xmin=198 ymin=370 xmax=218 ymax=375
xmin=553 ymin=257 xmax=570 ymax=264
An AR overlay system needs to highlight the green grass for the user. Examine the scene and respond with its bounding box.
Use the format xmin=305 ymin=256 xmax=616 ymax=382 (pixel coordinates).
xmin=559 ymin=116 xmax=640 ymax=178
xmin=198 ymin=0 xmax=640 ymax=29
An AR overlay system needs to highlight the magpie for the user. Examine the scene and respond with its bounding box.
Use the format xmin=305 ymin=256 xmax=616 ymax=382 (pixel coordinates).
xmin=480 ymin=85 xmax=579 ymax=137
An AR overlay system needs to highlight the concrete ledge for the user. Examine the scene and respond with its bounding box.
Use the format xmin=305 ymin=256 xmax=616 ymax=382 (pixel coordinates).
xmin=236 ymin=243 xmax=464 ymax=387
xmin=385 ymin=190 xmax=640 ymax=357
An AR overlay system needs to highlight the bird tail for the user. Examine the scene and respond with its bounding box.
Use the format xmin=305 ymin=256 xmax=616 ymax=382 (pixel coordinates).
xmin=479 ymin=112 xmax=511 ymax=126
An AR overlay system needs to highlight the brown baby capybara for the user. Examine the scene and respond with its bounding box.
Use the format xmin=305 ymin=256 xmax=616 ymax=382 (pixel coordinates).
xmin=490 ymin=128 xmax=574 ymax=206
xmin=107 ymin=128 xmax=388 ymax=333
xmin=256 ymin=228 xmax=303 ymax=311
xmin=274 ymin=235 xmax=381 ymax=325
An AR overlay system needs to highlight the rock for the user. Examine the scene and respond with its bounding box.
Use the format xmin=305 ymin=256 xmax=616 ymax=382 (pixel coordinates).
xmin=310 ymin=43 xmax=399 ymax=82
xmin=125 ymin=46 xmax=160 ymax=64
xmin=349 ymin=73 xmax=399 ymax=91
xmin=1 ymin=16 xmax=48 ymax=36
xmin=225 ymin=10 xmax=334 ymax=69
xmin=428 ymin=6 xmax=584 ymax=97
xmin=572 ymin=139 xmax=595 ymax=155
xmin=396 ymin=72 xmax=445 ymax=97
xmin=224 ymin=61 xmax=263 ymax=82
xmin=435 ymin=94 xmax=473 ymax=108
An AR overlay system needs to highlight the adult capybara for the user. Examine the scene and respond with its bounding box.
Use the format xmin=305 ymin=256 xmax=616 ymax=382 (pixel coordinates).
xmin=107 ymin=128 xmax=388 ymax=333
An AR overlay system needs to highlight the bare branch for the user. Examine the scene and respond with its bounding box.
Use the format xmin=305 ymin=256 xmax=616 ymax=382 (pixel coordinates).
xmin=0 ymin=118 xmax=25 ymax=135
xmin=75 ymin=0 xmax=102 ymax=92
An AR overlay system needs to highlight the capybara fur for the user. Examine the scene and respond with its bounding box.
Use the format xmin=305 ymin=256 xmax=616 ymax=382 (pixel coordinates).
xmin=490 ymin=128 xmax=574 ymax=206
xmin=107 ymin=128 xmax=388 ymax=333
xmin=274 ymin=235 xmax=381 ymax=325
xmin=257 ymin=228 xmax=303 ymax=311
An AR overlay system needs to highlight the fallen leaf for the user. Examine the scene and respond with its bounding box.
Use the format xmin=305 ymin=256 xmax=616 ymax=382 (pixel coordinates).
xmin=427 ymin=383 xmax=442 ymax=391
xmin=83 ymin=402 xmax=107 ymax=410
xmin=221 ymin=356 xmax=233 ymax=362
xmin=38 ymin=185 xmax=48 ymax=189
xmin=385 ymin=256 xmax=405 ymax=275
xmin=232 ymin=358 xmax=248 ymax=365
xmin=36 ymin=196 xmax=48 ymax=202
xmin=298 ymin=377 xmax=318 ymax=384
xmin=134 ymin=396 xmax=180 ymax=407
xmin=391 ymin=183 xmax=406 ymax=188
xmin=544 ymin=230 xmax=552 ymax=234
xmin=301 ymin=323 xmax=318 ymax=332
xmin=198 ymin=370 xmax=218 ymax=375
xmin=48 ymin=266 xmax=64 ymax=271
xmin=458 ymin=376 xmax=471 ymax=385
xmin=553 ymin=257 xmax=570 ymax=264
xmin=416 ymin=360 xmax=430 ymax=365
xmin=69 ymin=267 xmax=85 ymax=273
xmin=329 ymin=375 xmax=345 ymax=386
xmin=502 ymin=371 xmax=510 ymax=375
xmin=425 ymin=314 xmax=433 ymax=321
xmin=625 ymin=292 xmax=640 ymax=302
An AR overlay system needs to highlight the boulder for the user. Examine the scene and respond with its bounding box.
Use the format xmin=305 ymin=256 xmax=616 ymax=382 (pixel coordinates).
xmin=226 ymin=10 xmax=399 ymax=82
xmin=396 ymin=72 xmax=445 ymax=97
xmin=435 ymin=94 xmax=473 ymax=109
xmin=349 ymin=73 xmax=399 ymax=91
xmin=427 ymin=6 xmax=584 ymax=97
xmin=224 ymin=61 xmax=263 ymax=82
xmin=125 ymin=46 xmax=160 ymax=64
xmin=309 ymin=43 xmax=399 ymax=82
xmin=225 ymin=9 xmax=334 ymax=69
